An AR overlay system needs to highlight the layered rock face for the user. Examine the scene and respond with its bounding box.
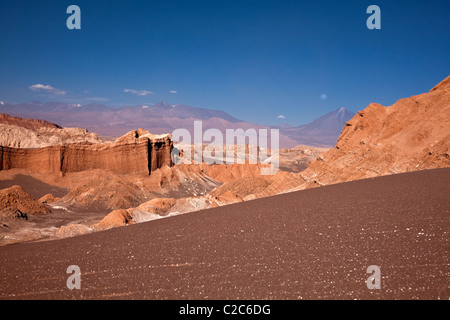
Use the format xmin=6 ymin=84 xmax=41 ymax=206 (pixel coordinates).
xmin=0 ymin=129 xmax=173 ymax=175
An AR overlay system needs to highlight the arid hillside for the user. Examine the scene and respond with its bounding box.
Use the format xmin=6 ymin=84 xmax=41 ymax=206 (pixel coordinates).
xmin=297 ymin=76 xmax=450 ymax=188
xmin=0 ymin=113 xmax=100 ymax=148
xmin=0 ymin=76 xmax=449 ymax=245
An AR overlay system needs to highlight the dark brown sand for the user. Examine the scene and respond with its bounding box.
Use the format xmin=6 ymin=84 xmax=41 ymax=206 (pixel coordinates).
xmin=0 ymin=168 xmax=448 ymax=300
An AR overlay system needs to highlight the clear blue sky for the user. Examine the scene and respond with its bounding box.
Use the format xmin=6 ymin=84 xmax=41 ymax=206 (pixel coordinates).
xmin=0 ymin=0 xmax=449 ymax=125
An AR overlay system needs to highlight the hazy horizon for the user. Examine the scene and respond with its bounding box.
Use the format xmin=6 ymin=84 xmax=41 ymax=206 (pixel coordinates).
xmin=1 ymin=0 xmax=449 ymax=125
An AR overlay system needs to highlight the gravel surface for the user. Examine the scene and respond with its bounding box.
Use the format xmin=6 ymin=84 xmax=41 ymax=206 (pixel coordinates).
xmin=0 ymin=168 xmax=448 ymax=300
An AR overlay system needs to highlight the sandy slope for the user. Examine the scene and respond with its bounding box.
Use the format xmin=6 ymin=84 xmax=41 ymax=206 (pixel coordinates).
xmin=0 ymin=167 xmax=448 ymax=300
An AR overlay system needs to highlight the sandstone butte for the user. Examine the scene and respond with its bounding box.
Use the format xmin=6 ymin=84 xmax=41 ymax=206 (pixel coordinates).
xmin=0 ymin=128 xmax=173 ymax=175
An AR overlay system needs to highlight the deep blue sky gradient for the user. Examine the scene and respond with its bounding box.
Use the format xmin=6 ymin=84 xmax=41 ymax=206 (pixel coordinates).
xmin=0 ymin=0 xmax=449 ymax=125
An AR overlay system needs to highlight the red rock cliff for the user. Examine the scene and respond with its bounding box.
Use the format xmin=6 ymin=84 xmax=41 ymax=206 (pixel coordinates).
xmin=0 ymin=130 xmax=173 ymax=175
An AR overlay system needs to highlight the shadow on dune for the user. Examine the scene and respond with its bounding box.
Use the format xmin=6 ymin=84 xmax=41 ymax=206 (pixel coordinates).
xmin=0 ymin=174 xmax=68 ymax=199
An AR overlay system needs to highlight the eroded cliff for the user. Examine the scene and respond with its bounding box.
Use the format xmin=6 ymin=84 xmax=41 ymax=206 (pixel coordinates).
xmin=0 ymin=129 xmax=173 ymax=175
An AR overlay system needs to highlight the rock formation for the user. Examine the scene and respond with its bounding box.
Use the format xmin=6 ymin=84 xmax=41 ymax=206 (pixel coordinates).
xmin=6 ymin=77 xmax=450 ymax=245
xmin=278 ymin=145 xmax=329 ymax=173
xmin=0 ymin=113 xmax=62 ymax=130
xmin=60 ymin=173 xmax=148 ymax=211
xmin=39 ymin=194 xmax=59 ymax=203
xmin=93 ymin=209 xmax=134 ymax=230
xmin=208 ymin=170 xmax=306 ymax=201
xmin=0 ymin=129 xmax=173 ymax=175
xmin=297 ymin=75 xmax=450 ymax=187
xmin=134 ymin=198 xmax=177 ymax=216
xmin=207 ymin=76 xmax=450 ymax=200
xmin=54 ymin=224 xmax=92 ymax=239
xmin=0 ymin=185 xmax=51 ymax=219
xmin=0 ymin=113 xmax=100 ymax=149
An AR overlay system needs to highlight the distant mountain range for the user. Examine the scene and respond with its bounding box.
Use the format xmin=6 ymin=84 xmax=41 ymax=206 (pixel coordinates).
xmin=0 ymin=101 xmax=354 ymax=148
xmin=277 ymin=107 xmax=356 ymax=147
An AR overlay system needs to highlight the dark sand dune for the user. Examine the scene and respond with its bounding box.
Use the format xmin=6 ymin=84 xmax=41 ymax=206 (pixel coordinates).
xmin=0 ymin=174 xmax=67 ymax=199
xmin=0 ymin=168 xmax=448 ymax=300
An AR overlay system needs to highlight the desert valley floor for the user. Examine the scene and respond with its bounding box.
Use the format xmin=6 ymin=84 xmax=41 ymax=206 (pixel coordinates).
xmin=0 ymin=168 xmax=448 ymax=300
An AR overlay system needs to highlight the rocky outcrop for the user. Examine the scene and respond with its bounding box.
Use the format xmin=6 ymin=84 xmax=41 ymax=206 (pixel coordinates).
xmin=60 ymin=173 xmax=146 ymax=210
xmin=116 ymin=195 xmax=218 ymax=225
xmin=0 ymin=113 xmax=100 ymax=149
xmin=0 ymin=129 xmax=173 ymax=175
xmin=39 ymin=194 xmax=59 ymax=203
xmin=213 ymin=190 xmax=244 ymax=204
xmin=0 ymin=113 xmax=61 ymax=130
xmin=55 ymin=224 xmax=92 ymax=239
xmin=93 ymin=209 xmax=134 ymax=230
xmin=298 ymin=76 xmax=450 ymax=187
xmin=208 ymin=170 xmax=307 ymax=201
xmin=0 ymin=185 xmax=51 ymax=218
xmin=135 ymin=198 xmax=177 ymax=216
